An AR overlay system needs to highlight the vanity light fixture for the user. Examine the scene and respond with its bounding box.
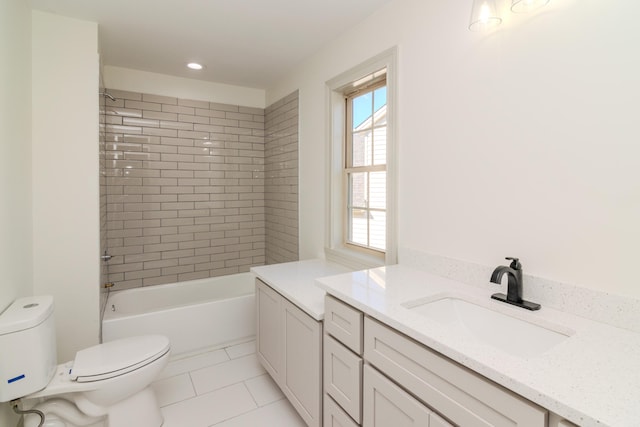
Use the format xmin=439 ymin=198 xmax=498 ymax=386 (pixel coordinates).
xmin=469 ymin=0 xmax=550 ymax=31
xmin=511 ymin=0 xmax=549 ymax=13
xmin=469 ymin=0 xmax=502 ymax=32
xmin=186 ymin=62 xmax=204 ymax=70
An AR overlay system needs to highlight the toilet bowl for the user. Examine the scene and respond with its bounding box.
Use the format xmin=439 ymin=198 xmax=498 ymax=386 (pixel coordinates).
xmin=0 ymin=296 xmax=170 ymax=427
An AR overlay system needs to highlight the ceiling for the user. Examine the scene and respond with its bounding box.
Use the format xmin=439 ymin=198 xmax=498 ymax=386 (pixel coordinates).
xmin=29 ymin=0 xmax=392 ymax=90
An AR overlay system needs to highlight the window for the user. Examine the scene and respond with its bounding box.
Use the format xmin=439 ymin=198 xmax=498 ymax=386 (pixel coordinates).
xmin=326 ymin=48 xmax=397 ymax=268
xmin=346 ymin=81 xmax=387 ymax=253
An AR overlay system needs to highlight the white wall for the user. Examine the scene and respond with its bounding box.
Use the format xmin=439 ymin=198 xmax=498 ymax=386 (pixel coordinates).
xmin=0 ymin=0 xmax=33 ymax=311
xmin=32 ymin=11 xmax=101 ymax=361
xmin=268 ymin=0 xmax=640 ymax=299
xmin=1 ymin=0 xmax=32 ymax=424
xmin=104 ymin=66 xmax=266 ymax=108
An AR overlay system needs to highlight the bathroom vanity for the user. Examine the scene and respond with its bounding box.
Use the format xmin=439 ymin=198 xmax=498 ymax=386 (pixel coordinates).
xmin=317 ymin=265 xmax=640 ymax=427
xmin=251 ymin=260 xmax=351 ymax=427
xmin=323 ymin=294 xmax=558 ymax=427
xmin=254 ymin=261 xmax=640 ymax=426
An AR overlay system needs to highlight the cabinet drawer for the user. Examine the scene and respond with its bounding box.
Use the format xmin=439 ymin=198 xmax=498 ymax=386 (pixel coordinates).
xmin=364 ymin=317 xmax=547 ymax=427
xmin=325 ymin=295 xmax=363 ymax=355
xmin=363 ymin=365 xmax=453 ymax=427
xmin=324 ymin=335 xmax=362 ymax=423
xmin=324 ymin=394 xmax=359 ymax=427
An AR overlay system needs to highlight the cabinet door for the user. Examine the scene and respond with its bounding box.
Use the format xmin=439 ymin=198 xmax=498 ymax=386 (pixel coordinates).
xmin=324 ymin=394 xmax=359 ymax=427
xmin=363 ymin=365 xmax=449 ymax=427
xmin=324 ymin=335 xmax=363 ymax=423
xmin=283 ymin=299 xmax=323 ymax=427
xmin=256 ymin=279 xmax=282 ymax=381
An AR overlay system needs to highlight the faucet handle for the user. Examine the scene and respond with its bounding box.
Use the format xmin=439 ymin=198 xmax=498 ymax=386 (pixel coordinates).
xmin=505 ymin=257 xmax=521 ymax=270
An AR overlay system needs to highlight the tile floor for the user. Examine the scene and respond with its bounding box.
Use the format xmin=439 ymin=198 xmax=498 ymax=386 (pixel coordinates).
xmin=152 ymin=340 xmax=306 ymax=427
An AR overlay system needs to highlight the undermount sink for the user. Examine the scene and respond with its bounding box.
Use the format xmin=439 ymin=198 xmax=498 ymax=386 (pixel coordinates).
xmin=403 ymin=297 xmax=572 ymax=358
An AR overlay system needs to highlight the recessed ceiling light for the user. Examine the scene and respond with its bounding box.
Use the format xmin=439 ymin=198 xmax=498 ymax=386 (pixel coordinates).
xmin=187 ymin=62 xmax=204 ymax=70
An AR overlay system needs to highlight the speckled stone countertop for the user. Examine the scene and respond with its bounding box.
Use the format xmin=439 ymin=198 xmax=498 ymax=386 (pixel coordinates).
xmin=251 ymin=259 xmax=352 ymax=321
xmin=316 ymin=264 xmax=640 ymax=427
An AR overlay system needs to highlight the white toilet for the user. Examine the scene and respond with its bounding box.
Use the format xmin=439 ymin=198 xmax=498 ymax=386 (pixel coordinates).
xmin=0 ymin=296 xmax=170 ymax=427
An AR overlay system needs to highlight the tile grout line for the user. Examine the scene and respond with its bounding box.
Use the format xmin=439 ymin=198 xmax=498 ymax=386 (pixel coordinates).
xmin=242 ymin=380 xmax=260 ymax=408
xmin=206 ymin=383 xmax=259 ymax=427
xmin=156 ymin=341 xmax=302 ymax=425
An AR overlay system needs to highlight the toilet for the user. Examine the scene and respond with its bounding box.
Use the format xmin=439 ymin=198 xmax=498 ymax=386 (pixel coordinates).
xmin=0 ymin=296 xmax=170 ymax=427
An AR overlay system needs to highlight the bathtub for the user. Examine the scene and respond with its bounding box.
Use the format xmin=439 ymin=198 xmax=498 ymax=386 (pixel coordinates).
xmin=102 ymin=272 xmax=255 ymax=356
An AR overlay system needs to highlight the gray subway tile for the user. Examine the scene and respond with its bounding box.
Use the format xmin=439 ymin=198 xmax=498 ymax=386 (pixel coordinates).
xmin=142 ymin=93 xmax=178 ymax=105
xmin=102 ymin=89 xmax=296 ymax=289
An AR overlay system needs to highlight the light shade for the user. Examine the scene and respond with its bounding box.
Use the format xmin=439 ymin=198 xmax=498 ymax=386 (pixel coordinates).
xmin=469 ymin=0 xmax=502 ymax=31
xmin=511 ymin=0 xmax=550 ymax=13
xmin=186 ymin=62 xmax=204 ymax=70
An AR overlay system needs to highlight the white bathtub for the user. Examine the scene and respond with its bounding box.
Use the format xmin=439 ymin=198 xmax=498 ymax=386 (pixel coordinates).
xmin=102 ymin=273 xmax=255 ymax=356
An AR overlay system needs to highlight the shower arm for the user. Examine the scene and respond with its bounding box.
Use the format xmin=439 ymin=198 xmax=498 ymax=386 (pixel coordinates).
xmin=100 ymin=92 xmax=116 ymax=101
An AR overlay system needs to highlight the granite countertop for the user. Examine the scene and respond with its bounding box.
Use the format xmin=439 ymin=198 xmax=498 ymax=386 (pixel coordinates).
xmin=315 ymin=264 xmax=640 ymax=427
xmin=251 ymin=259 xmax=352 ymax=321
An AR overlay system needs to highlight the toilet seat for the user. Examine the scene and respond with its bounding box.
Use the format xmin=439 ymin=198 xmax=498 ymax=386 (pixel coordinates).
xmin=71 ymin=335 xmax=170 ymax=383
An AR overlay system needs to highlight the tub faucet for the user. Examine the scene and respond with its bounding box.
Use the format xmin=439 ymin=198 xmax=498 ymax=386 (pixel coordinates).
xmin=490 ymin=257 xmax=540 ymax=311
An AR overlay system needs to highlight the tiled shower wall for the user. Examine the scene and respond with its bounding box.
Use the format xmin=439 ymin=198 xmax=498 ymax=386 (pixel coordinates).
xmin=102 ymin=89 xmax=266 ymax=290
xmin=264 ymin=91 xmax=299 ymax=264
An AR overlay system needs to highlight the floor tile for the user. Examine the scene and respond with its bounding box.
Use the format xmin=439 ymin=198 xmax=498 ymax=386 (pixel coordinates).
xmin=152 ymin=373 xmax=195 ymax=407
xmin=161 ymin=382 xmax=256 ymax=427
xmin=159 ymin=348 xmax=229 ymax=380
xmin=151 ymin=341 xmax=305 ymax=426
xmin=190 ymin=354 xmax=266 ymax=395
xmin=244 ymin=374 xmax=284 ymax=407
xmin=212 ymin=399 xmax=306 ymax=427
xmin=225 ymin=340 xmax=256 ymax=359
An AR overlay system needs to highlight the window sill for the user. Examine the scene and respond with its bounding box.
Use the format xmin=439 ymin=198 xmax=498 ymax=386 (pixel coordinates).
xmin=324 ymin=246 xmax=386 ymax=271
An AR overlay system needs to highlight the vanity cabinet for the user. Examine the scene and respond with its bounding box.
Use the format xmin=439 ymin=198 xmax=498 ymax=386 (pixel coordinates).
xmin=322 ymin=293 xmax=580 ymax=427
xmin=256 ymin=279 xmax=322 ymax=427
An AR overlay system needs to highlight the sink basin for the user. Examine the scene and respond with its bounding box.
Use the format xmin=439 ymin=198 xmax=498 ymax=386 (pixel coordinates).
xmin=403 ymin=297 xmax=571 ymax=358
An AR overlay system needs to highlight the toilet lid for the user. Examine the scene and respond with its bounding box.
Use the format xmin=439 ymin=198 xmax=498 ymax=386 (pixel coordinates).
xmin=71 ymin=335 xmax=170 ymax=383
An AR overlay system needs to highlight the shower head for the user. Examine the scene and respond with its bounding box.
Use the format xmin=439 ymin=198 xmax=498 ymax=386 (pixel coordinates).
xmin=100 ymin=92 xmax=116 ymax=101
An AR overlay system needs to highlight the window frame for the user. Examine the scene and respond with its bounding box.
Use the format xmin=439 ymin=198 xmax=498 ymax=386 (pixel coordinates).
xmin=325 ymin=48 xmax=398 ymax=268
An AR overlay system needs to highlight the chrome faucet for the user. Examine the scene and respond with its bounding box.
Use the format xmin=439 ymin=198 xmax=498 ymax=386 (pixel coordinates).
xmin=490 ymin=257 xmax=540 ymax=311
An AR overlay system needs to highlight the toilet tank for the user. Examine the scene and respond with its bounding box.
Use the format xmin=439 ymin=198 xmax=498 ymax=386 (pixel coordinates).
xmin=0 ymin=296 xmax=57 ymax=402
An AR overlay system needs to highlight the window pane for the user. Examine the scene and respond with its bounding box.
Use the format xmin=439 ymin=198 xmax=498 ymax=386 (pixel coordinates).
xmin=369 ymin=172 xmax=386 ymax=209
xmin=372 ymin=127 xmax=386 ymax=166
xmin=352 ymin=92 xmax=373 ymax=130
xmin=369 ymin=211 xmax=386 ymax=251
xmin=352 ymin=130 xmax=372 ymax=167
xmin=349 ymin=172 xmax=368 ymax=208
xmin=350 ymin=208 xmax=368 ymax=246
xmin=374 ymin=87 xmax=387 ymax=126
xmin=374 ymin=87 xmax=386 ymax=111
